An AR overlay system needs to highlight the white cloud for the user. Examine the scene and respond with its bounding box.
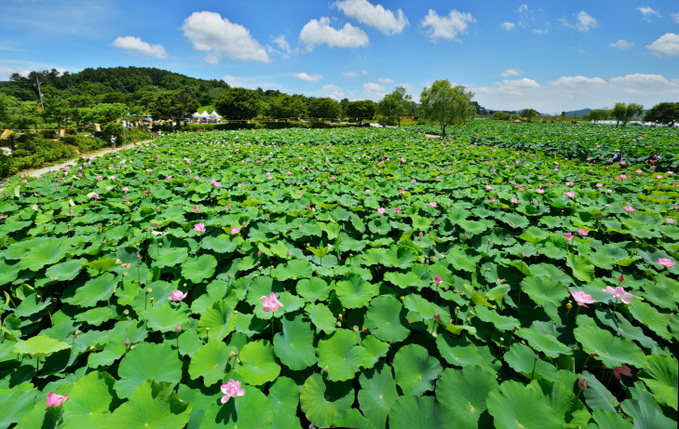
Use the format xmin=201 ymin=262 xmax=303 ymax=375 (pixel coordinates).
xmin=378 ymin=77 xmax=394 ymax=84
xmin=182 ymin=11 xmax=270 ymax=62
xmin=321 ymin=84 xmax=346 ymax=100
xmin=363 ymin=82 xmax=385 ymax=92
xmin=111 ymin=36 xmax=169 ymax=59
xmin=501 ymin=22 xmax=516 ymax=31
xmin=343 ymin=71 xmax=358 ymax=77
xmin=271 ymin=35 xmax=292 ymax=54
xmin=610 ymin=39 xmax=634 ymax=49
xmin=472 ymin=73 xmax=679 ymax=113
xmin=295 ymin=72 xmax=323 ymax=82
xmin=672 ymin=12 xmax=679 ymax=24
xmin=223 ymin=75 xmax=280 ymax=90
xmin=421 ymin=9 xmax=474 ymax=41
xmin=550 ymin=76 xmax=606 ymax=87
xmin=646 ymin=33 xmax=679 ymax=57
xmin=638 ymin=7 xmax=661 ymax=21
xmin=300 ymin=17 xmax=369 ymax=50
xmin=501 ymin=69 xmax=521 ymax=77
xmin=363 ymin=82 xmax=386 ymax=100
xmin=515 ymin=4 xmax=550 ymax=34
xmin=334 ymin=0 xmax=408 ymax=35
xmin=562 ymin=11 xmax=598 ymax=32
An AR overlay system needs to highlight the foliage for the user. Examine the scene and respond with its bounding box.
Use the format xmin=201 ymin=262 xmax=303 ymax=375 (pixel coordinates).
xmin=215 ymin=88 xmax=261 ymax=121
xmin=585 ymin=109 xmax=610 ymax=121
xmin=377 ymin=87 xmax=413 ymax=127
xmin=521 ymin=108 xmax=539 ymax=121
xmin=266 ymin=94 xmax=307 ymax=119
xmin=344 ymin=100 xmax=376 ymax=122
xmin=148 ymin=91 xmax=199 ymax=121
xmin=644 ymin=102 xmax=679 ymax=127
xmin=0 ymin=126 xmax=677 ymax=427
xmin=611 ymin=102 xmax=644 ymax=127
xmin=420 ymin=80 xmax=476 ymax=136
xmin=307 ymin=98 xmax=341 ymax=120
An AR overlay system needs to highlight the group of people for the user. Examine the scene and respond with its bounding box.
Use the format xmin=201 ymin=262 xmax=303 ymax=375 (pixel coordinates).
xmin=609 ymin=149 xmax=661 ymax=170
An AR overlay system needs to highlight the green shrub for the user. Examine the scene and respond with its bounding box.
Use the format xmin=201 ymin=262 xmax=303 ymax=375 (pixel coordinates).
xmin=0 ymin=151 xmax=15 ymax=178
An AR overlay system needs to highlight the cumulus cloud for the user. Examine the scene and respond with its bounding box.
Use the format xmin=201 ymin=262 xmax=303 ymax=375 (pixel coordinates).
xmin=561 ymin=11 xmax=598 ymax=32
xmin=501 ymin=22 xmax=516 ymax=31
xmin=501 ymin=69 xmax=521 ymax=77
xmin=646 ymin=33 xmax=679 ymax=57
xmin=343 ymin=71 xmax=358 ymax=77
xmin=223 ymin=75 xmax=280 ymax=90
xmin=610 ymin=73 xmax=669 ymax=86
xmin=182 ymin=11 xmax=270 ymax=62
xmin=514 ymin=4 xmax=550 ymax=34
xmin=638 ymin=7 xmax=661 ymax=21
xmin=321 ymin=84 xmax=346 ymax=99
xmin=300 ymin=17 xmax=369 ymax=50
xmin=610 ymin=39 xmax=634 ymax=49
xmin=295 ymin=72 xmax=323 ymax=82
xmin=111 ymin=36 xmax=169 ymax=59
xmin=271 ymin=35 xmax=292 ymax=54
xmin=496 ymin=78 xmax=540 ymax=95
xmin=378 ymin=77 xmax=394 ymax=84
xmin=421 ymin=9 xmax=474 ymax=41
xmin=672 ymin=12 xmax=679 ymax=24
xmin=550 ymin=76 xmax=607 ymax=87
xmin=363 ymin=82 xmax=386 ymax=100
xmin=334 ymin=0 xmax=408 ymax=35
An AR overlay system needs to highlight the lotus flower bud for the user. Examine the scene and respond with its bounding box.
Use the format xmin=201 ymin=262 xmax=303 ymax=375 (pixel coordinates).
xmin=124 ymin=338 xmax=130 ymax=346
xmin=578 ymin=379 xmax=587 ymax=390
xmin=175 ymin=324 xmax=181 ymax=333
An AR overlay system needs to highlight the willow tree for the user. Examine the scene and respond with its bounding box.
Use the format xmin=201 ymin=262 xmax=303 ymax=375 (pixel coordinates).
xmin=419 ymin=80 xmax=475 ymax=137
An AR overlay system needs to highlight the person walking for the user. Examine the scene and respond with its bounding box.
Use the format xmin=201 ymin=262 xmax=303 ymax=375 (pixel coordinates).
xmin=110 ymin=135 xmax=117 ymax=148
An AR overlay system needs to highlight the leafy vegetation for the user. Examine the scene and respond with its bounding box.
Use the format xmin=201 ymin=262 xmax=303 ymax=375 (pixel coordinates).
xmin=0 ymin=126 xmax=676 ymax=428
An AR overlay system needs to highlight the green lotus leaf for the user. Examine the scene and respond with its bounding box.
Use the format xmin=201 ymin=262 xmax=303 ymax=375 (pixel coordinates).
xmin=198 ymin=301 xmax=237 ymax=341
xmin=269 ymin=377 xmax=301 ymax=429
xmin=200 ymin=234 xmax=239 ymax=253
xmin=530 ymin=378 xmax=591 ymax=428
xmin=62 ymin=272 xmax=118 ymax=307
xmin=487 ymin=380 xmax=562 ymax=429
xmin=296 ymin=277 xmax=331 ymax=303
xmin=516 ymin=323 xmax=571 ymax=358
xmin=360 ymin=248 xmax=387 ymax=266
xmin=357 ymin=363 xmax=398 ymax=429
xmin=141 ymin=302 xmax=190 ymax=332
xmin=519 ymin=226 xmax=550 ymax=244
xmin=435 ymin=366 xmax=498 ymax=429
xmin=74 ymin=306 xmax=117 ymax=326
xmin=60 ymin=371 xmax=116 ymax=429
xmin=473 ymin=305 xmax=519 ymax=331
xmin=448 ymin=247 xmax=480 ymax=273
xmin=114 ymin=342 xmax=183 ymax=398
xmin=620 ymin=382 xmax=676 ymax=429
xmin=45 ymin=258 xmax=85 ymax=282
xmin=639 ymin=355 xmax=678 ymax=411
xmin=300 ymin=373 xmax=354 ymax=428
xmin=182 ymin=254 xmax=217 ymax=284
xmin=152 ymin=247 xmax=188 ymax=268
xmin=238 ymin=340 xmax=280 ymax=386
xmin=436 ymin=335 xmax=499 ymax=371
xmin=627 ymin=300 xmax=671 ymax=340
xmin=365 ymin=295 xmax=410 ymax=343
xmin=580 ymin=371 xmax=619 ymax=412
xmin=13 ymin=293 xmax=52 ymax=318
xmin=199 ymin=383 xmax=272 ymax=429
xmin=566 ymin=253 xmax=595 ymax=282
xmin=317 ymin=329 xmax=371 ymax=381
xmin=384 ymin=270 xmax=421 ymax=289
xmin=14 ymin=335 xmax=70 ymax=358
xmin=591 ymin=409 xmax=634 ymax=429
xmin=387 ymin=395 xmax=453 ymax=429
xmin=574 ymin=315 xmax=647 ymax=368
xmin=500 ymin=212 xmax=530 ymax=229
xmin=360 ymin=334 xmax=389 ymax=370
xmin=0 ymin=383 xmax=37 ymax=428
xmin=0 ymin=259 xmax=21 ymax=286
xmin=381 ymin=246 xmax=418 ymax=268
xmin=521 ymin=275 xmax=568 ymax=308
xmin=273 ymin=315 xmax=317 ymax=371
xmin=305 ymin=303 xmax=336 ymax=334
xmin=271 ymin=259 xmax=313 ymax=280
xmin=410 ymin=214 xmax=431 ymax=230
xmin=106 ymin=379 xmax=191 ymax=429
xmin=503 ymin=343 xmax=559 ymax=381
xmin=19 ymin=239 xmax=70 ymax=271
xmin=87 ymin=338 xmax=127 ymax=368
xmin=393 ymin=343 xmax=442 ymax=396
xmin=82 ymin=257 xmax=120 ymax=273
xmin=335 ymin=273 xmax=378 ymax=309
xmin=188 ymin=340 xmax=232 ymax=387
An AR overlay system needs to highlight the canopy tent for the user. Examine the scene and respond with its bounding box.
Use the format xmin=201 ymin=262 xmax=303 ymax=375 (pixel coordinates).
xmin=209 ymin=111 xmax=222 ymax=120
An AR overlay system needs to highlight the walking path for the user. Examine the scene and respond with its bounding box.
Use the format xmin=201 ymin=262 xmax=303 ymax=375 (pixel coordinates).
xmin=0 ymin=141 xmax=148 ymax=193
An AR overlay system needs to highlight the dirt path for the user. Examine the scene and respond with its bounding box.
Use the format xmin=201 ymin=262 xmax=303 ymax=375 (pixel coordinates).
xmin=0 ymin=140 xmax=149 ymax=193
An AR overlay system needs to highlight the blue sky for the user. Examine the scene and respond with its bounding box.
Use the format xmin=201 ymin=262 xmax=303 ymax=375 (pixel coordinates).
xmin=1 ymin=0 xmax=678 ymax=114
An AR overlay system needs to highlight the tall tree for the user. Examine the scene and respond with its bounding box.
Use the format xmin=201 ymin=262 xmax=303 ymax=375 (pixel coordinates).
xmin=345 ymin=100 xmax=376 ymax=123
xmin=611 ymin=102 xmax=643 ymax=127
xmin=307 ymin=98 xmax=341 ymax=120
xmin=149 ymin=91 xmax=199 ymax=122
xmin=520 ymin=108 xmax=539 ymax=121
xmin=644 ymin=102 xmax=679 ymax=127
xmin=215 ymin=88 xmax=260 ymax=121
xmin=419 ymin=80 xmax=475 ymax=137
xmin=376 ymin=87 xmax=412 ymax=127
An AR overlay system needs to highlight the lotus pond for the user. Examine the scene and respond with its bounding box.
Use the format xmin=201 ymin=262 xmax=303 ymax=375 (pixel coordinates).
xmin=0 ymin=126 xmax=677 ymax=428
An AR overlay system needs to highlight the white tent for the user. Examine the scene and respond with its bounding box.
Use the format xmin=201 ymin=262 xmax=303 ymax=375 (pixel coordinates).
xmin=209 ymin=111 xmax=222 ymax=121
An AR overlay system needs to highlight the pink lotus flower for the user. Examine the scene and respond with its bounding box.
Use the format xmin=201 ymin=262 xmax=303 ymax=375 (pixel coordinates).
xmin=432 ymin=275 xmax=443 ymax=287
xmin=623 ymin=205 xmax=636 ymax=212
xmin=564 ymin=232 xmax=574 ymax=241
xmin=510 ymin=197 xmax=519 ymax=204
xmin=122 ymin=186 xmax=129 ymax=193
xmin=596 ymin=183 xmax=603 ymax=188
xmin=666 ymin=218 xmax=676 ymax=223
xmin=193 ymin=205 xmax=200 ymax=212
xmin=613 ymin=365 xmax=632 ymax=380
xmin=602 ymin=286 xmax=634 ymax=304
xmin=429 ymin=202 xmax=437 ymax=208
xmin=570 ymin=290 xmax=595 ymax=307
xmin=169 ymin=289 xmax=188 ymax=302
xmin=365 ymin=189 xmax=371 ymax=194
xmin=261 ymin=292 xmax=283 ymax=312
xmin=230 ymin=227 xmax=240 ymax=235
xmin=46 ymin=392 xmax=68 ymax=407
xmin=220 ymin=379 xmax=245 ymax=404
xmin=577 ymin=228 xmax=588 ymax=236
xmin=565 ymin=191 xmax=576 ymax=198
xmin=485 ymin=185 xmax=492 ymax=190
xmin=536 ymin=188 xmax=544 ymax=194
xmin=657 ymin=258 xmax=675 ymax=269
xmin=193 ymin=222 xmax=206 ymax=233
xmin=377 ymin=207 xmax=386 ymax=215
xmin=393 ymin=208 xmax=401 ymax=213
xmin=618 ymin=274 xmax=625 ymax=283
